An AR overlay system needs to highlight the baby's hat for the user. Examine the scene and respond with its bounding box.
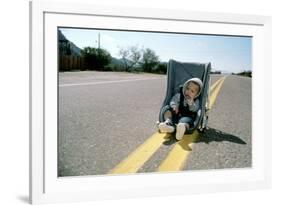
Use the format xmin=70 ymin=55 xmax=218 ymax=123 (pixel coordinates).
xmin=182 ymin=77 xmax=203 ymax=98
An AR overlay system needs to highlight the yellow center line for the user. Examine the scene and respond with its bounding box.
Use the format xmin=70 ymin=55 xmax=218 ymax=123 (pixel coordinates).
xmin=210 ymin=76 xmax=225 ymax=93
xmin=157 ymin=76 xmax=226 ymax=172
xmin=108 ymin=76 xmax=226 ymax=175
xmin=209 ymin=76 xmax=226 ymax=109
xmin=158 ymin=131 xmax=198 ymax=172
xmin=108 ymin=132 xmax=170 ymax=174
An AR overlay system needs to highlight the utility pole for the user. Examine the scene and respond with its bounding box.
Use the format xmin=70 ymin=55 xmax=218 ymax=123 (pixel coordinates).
xmin=98 ymin=33 xmax=100 ymax=50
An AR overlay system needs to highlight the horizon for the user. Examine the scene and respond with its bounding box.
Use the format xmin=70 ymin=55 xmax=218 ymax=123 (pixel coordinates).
xmin=59 ymin=28 xmax=252 ymax=73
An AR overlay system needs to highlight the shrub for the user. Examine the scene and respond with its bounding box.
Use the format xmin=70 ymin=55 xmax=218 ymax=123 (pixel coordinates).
xmin=81 ymin=47 xmax=111 ymax=70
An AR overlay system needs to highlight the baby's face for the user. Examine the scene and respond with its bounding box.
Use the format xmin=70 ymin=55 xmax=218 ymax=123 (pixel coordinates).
xmin=184 ymin=82 xmax=199 ymax=99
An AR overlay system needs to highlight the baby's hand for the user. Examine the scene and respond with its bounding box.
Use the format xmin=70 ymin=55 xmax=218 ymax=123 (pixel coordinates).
xmin=172 ymin=105 xmax=179 ymax=114
xmin=186 ymin=98 xmax=194 ymax=106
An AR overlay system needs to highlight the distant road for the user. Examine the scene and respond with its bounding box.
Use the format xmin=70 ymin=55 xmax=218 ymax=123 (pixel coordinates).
xmin=58 ymin=71 xmax=251 ymax=176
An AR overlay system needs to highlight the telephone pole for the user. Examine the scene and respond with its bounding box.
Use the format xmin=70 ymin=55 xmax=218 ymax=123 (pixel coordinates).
xmin=98 ymin=33 xmax=100 ymax=49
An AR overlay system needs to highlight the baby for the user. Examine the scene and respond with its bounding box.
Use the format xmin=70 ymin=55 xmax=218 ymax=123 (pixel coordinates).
xmin=158 ymin=77 xmax=203 ymax=140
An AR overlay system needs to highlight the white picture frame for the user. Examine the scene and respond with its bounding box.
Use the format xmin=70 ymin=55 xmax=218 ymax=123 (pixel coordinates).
xmin=30 ymin=0 xmax=272 ymax=204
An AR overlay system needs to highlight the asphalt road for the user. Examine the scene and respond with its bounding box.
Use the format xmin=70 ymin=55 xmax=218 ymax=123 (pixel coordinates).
xmin=58 ymin=71 xmax=251 ymax=176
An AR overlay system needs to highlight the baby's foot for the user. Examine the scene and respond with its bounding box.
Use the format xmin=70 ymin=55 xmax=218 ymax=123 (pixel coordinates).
xmin=158 ymin=121 xmax=175 ymax=133
xmin=175 ymin=123 xmax=186 ymax=140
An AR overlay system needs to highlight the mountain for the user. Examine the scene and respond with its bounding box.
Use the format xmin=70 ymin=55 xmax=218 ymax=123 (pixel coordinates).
xmin=58 ymin=30 xmax=81 ymax=56
xmin=111 ymin=57 xmax=123 ymax=65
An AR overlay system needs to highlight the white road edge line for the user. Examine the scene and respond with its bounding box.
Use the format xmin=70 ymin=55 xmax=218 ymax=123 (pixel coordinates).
xmin=59 ymin=77 xmax=165 ymax=87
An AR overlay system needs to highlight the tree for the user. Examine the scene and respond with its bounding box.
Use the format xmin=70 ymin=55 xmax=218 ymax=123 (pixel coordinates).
xmin=81 ymin=47 xmax=111 ymax=70
xmin=154 ymin=62 xmax=167 ymax=74
xmin=118 ymin=46 xmax=141 ymax=72
xmin=118 ymin=46 xmax=162 ymax=73
xmin=140 ymin=48 xmax=160 ymax=73
xmin=236 ymin=70 xmax=252 ymax=77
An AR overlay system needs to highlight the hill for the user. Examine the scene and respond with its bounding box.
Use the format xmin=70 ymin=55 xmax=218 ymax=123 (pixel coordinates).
xmin=58 ymin=30 xmax=81 ymax=56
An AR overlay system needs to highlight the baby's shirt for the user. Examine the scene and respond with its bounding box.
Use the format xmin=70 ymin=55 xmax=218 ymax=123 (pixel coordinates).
xmin=170 ymin=93 xmax=200 ymax=112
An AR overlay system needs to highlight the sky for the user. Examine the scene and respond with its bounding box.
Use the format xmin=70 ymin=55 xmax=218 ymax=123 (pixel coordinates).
xmin=59 ymin=28 xmax=252 ymax=73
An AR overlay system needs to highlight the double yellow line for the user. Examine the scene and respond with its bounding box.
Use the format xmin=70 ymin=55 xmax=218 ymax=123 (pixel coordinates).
xmin=108 ymin=76 xmax=226 ymax=175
